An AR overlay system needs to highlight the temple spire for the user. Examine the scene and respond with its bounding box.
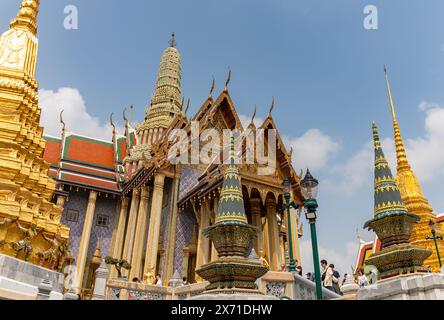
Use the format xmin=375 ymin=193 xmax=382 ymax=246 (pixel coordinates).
xmin=169 ymin=32 xmax=176 ymax=48
xmin=384 ymin=66 xmax=410 ymax=172
xmin=371 ymin=122 xmax=407 ymax=219
xmin=10 ymin=0 xmax=40 ymax=35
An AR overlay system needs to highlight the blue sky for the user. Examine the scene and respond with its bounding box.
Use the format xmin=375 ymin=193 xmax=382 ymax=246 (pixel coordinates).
xmin=2 ymin=0 xmax=444 ymax=274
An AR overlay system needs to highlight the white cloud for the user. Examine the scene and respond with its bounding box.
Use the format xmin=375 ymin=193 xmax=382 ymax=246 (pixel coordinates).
xmin=325 ymin=137 xmax=395 ymax=196
xmin=332 ymin=101 xmax=444 ymax=193
xmin=405 ymin=101 xmax=444 ymax=181
xmin=39 ymin=87 xmax=123 ymax=141
xmin=299 ymin=239 xmax=357 ymax=277
xmin=238 ymin=113 xmax=265 ymax=128
xmin=285 ymin=129 xmax=340 ymax=172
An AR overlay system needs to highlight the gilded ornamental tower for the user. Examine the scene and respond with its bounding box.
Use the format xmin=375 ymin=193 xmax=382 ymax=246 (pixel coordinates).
xmin=0 ymin=0 xmax=69 ymax=267
xmin=125 ymin=34 xmax=183 ymax=177
xmin=384 ymin=67 xmax=444 ymax=272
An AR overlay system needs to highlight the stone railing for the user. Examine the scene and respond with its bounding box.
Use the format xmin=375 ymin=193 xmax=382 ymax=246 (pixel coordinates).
xmin=173 ymin=282 xmax=209 ymax=300
xmin=106 ymin=279 xmax=172 ymax=300
xmin=259 ymin=272 xmax=296 ymax=299
xmin=292 ymin=273 xmax=341 ymax=300
xmin=106 ymin=272 xmax=341 ymax=300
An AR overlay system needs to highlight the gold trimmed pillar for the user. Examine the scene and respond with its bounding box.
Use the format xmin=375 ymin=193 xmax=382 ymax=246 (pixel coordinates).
xmin=195 ymin=200 xmax=210 ymax=282
xmin=266 ymin=199 xmax=280 ymax=271
xmin=286 ymin=199 xmax=302 ymax=264
xmin=121 ymin=188 xmax=141 ymax=277
xmin=163 ymin=175 xmax=180 ymax=285
xmin=109 ymin=197 xmax=130 ymax=279
xmin=250 ymin=198 xmax=262 ymax=255
xmin=130 ymin=186 xmax=151 ymax=280
xmin=73 ymin=190 xmax=97 ymax=294
xmin=143 ymin=174 xmax=165 ymax=278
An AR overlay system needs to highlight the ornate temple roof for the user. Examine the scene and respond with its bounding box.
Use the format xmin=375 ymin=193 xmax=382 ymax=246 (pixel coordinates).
xmin=372 ymin=122 xmax=407 ymax=219
xmin=43 ymin=133 xmax=125 ymax=193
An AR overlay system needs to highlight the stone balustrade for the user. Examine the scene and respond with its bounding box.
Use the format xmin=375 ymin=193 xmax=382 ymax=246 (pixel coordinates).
xmin=105 ymin=271 xmax=341 ymax=300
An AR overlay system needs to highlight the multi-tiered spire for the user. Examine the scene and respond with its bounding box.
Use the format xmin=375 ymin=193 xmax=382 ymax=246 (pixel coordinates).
xmin=125 ymin=34 xmax=183 ymax=174
xmin=214 ymin=137 xmax=248 ymax=226
xmin=364 ymin=123 xmax=430 ymax=278
xmin=140 ymin=33 xmax=183 ymax=141
xmin=384 ymin=67 xmax=442 ymax=271
xmin=9 ymin=0 xmax=39 ymax=35
xmin=372 ymin=122 xmax=407 ymax=220
xmin=0 ymin=0 xmax=69 ymax=268
xmin=195 ymin=137 xmax=268 ymax=293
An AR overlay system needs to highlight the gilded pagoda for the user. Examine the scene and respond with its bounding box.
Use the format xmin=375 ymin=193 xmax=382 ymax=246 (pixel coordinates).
xmin=0 ymin=0 xmax=69 ymax=269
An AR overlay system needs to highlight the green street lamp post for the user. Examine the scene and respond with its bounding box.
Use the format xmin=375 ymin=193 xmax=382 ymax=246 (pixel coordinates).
xmin=282 ymin=179 xmax=298 ymax=272
xmin=426 ymin=220 xmax=443 ymax=269
xmin=300 ymin=169 xmax=323 ymax=301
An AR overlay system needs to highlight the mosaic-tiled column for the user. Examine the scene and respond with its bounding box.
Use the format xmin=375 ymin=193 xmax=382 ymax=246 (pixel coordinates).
xmin=143 ymin=174 xmax=165 ymax=278
xmin=163 ymin=175 xmax=180 ymax=285
xmin=130 ymin=186 xmax=151 ymax=280
xmin=109 ymin=197 xmax=130 ymax=279
xmin=266 ymin=199 xmax=280 ymax=271
xmin=250 ymin=198 xmax=262 ymax=255
xmin=73 ymin=190 xmax=98 ymax=294
xmin=195 ymin=200 xmax=210 ymax=282
xmin=286 ymin=196 xmax=301 ymax=263
xmin=122 ymin=188 xmax=141 ymax=277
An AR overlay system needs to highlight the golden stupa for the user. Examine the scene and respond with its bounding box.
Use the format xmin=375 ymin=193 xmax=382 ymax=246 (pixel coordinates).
xmin=0 ymin=0 xmax=69 ymax=267
xmin=384 ymin=67 xmax=444 ymax=272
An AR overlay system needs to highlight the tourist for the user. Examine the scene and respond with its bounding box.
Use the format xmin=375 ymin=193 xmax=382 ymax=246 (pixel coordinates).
xmin=279 ymin=264 xmax=287 ymax=272
xmin=321 ymin=260 xmax=334 ymax=292
xmin=156 ymin=275 xmax=162 ymax=286
xmin=182 ymin=277 xmax=189 ymax=286
xmin=306 ymin=272 xmax=313 ymax=281
xmin=330 ymin=264 xmax=342 ymax=295
xmin=357 ymin=269 xmax=369 ymax=288
xmin=296 ymin=266 xmax=303 ymax=277
xmin=342 ymin=273 xmax=348 ymax=286
xmin=132 ymin=277 xmax=140 ymax=283
xmin=426 ymin=266 xmax=433 ymax=273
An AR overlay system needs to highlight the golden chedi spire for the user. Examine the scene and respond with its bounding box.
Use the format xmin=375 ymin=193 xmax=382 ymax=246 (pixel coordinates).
xmin=139 ymin=33 xmax=182 ymax=140
xmin=384 ymin=66 xmax=442 ymax=271
xmin=9 ymin=0 xmax=39 ymax=35
xmin=126 ymin=34 xmax=183 ymax=167
xmin=0 ymin=0 xmax=69 ymax=268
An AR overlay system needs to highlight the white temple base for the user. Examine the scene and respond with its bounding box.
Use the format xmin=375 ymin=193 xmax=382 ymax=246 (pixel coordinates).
xmin=357 ymin=273 xmax=444 ymax=300
xmin=188 ymin=292 xmax=278 ymax=300
xmin=0 ymin=254 xmax=64 ymax=300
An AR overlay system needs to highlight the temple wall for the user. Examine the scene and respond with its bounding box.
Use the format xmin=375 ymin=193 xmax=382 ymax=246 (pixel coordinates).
xmin=178 ymin=166 xmax=201 ymax=201
xmin=61 ymin=190 xmax=89 ymax=259
xmin=61 ymin=190 xmax=119 ymax=261
xmin=173 ymin=209 xmax=195 ymax=274
xmin=87 ymin=195 xmax=119 ymax=260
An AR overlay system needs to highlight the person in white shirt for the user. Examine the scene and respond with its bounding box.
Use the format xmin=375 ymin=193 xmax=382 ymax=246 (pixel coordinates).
xmin=321 ymin=260 xmax=334 ymax=292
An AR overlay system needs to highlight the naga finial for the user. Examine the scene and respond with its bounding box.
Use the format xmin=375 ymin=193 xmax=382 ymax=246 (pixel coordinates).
xmin=269 ymin=97 xmax=275 ymax=117
xmin=289 ymin=146 xmax=293 ymax=159
xmin=60 ymin=110 xmax=66 ymax=133
xmin=209 ymin=76 xmax=215 ymax=98
xmin=224 ymin=67 xmax=231 ymax=91
xmin=250 ymin=105 xmax=257 ymax=126
xmin=123 ymin=107 xmax=128 ymax=123
xmin=185 ymin=98 xmax=191 ymax=115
